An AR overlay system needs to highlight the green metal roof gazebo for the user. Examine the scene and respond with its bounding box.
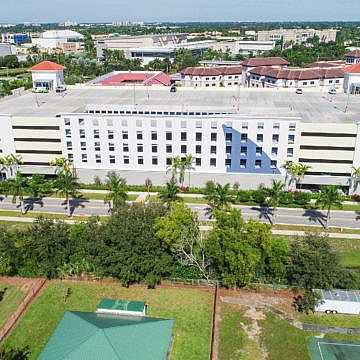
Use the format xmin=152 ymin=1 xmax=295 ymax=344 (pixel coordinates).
xmin=38 ymin=311 xmax=174 ymax=360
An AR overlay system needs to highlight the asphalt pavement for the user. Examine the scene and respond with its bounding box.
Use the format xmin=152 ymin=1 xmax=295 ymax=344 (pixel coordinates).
xmin=0 ymin=196 xmax=359 ymax=229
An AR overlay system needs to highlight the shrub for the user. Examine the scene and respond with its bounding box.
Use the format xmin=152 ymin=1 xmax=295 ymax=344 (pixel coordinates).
xmin=251 ymin=189 xmax=266 ymax=204
xmin=351 ymin=194 xmax=360 ymax=203
xmin=293 ymin=191 xmax=312 ymax=206
xmin=279 ymin=191 xmax=294 ymax=205
xmin=236 ymin=190 xmax=251 ymax=203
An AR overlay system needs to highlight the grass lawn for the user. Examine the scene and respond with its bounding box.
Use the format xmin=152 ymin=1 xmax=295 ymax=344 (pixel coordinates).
xmin=298 ymin=313 xmax=360 ymax=329
xmin=0 ymin=210 xmax=92 ymax=221
xmin=0 ymin=283 xmax=25 ymax=328
xmin=260 ymin=312 xmax=313 ymax=360
xmin=5 ymin=281 xmax=213 ymax=360
xmin=219 ymin=303 xmax=262 ymax=360
xmin=273 ymin=224 xmax=360 ymax=235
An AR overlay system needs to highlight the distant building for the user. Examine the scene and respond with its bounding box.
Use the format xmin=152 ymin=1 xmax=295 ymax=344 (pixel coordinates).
xmin=345 ymin=49 xmax=360 ymax=65
xmin=213 ymin=40 xmax=275 ymax=56
xmin=248 ymin=66 xmax=344 ymax=89
xmin=180 ymin=66 xmax=242 ymax=88
xmin=257 ymin=28 xmax=337 ymax=47
xmin=89 ymin=71 xmax=171 ymax=86
xmin=96 ymin=33 xmax=216 ymax=64
xmin=241 ymin=57 xmax=290 ymax=86
xmin=200 ymin=60 xmax=243 ymax=67
xmin=32 ymin=30 xmax=84 ymax=52
xmin=1 ymin=33 xmax=29 ymax=45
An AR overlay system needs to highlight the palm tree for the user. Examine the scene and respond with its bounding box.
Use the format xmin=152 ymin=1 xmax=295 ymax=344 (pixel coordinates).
xmin=295 ymin=164 xmax=311 ymax=190
xmin=0 ymin=154 xmax=23 ymax=179
xmin=184 ymin=154 xmax=194 ymax=188
xmin=266 ymin=180 xmax=285 ymax=224
xmin=316 ymin=186 xmax=343 ymax=228
xmin=50 ymin=157 xmax=73 ymax=174
xmin=350 ymin=167 xmax=360 ymax=195
xmin=166 ymin=156 xmax=180 ymax=182
xmin=5 ymin=172 xmax=28 ymax=214
xmin=204 ymin=181 xmax=233 ymax=211
xmin=54 ymin=170 xmax=80 ymax=217
xmin=159 ymin=179 xmax=180 ymax=205
xmin=104 ymin=173 xmax=128 ymax=211
xmin=283 ymin=161 xmax=311 ymax=190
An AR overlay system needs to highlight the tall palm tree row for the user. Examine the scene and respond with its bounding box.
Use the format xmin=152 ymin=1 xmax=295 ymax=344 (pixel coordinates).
xmin=204 ymin=181 xmax=234 ymax=211
xmin=104 ymin=172 xmax=128 ymax=211
xmin=284 ymin=161 xmax=311 ymax=190
xmin=316 ymin=185 xmax=343 ymax=228
xmin=0 ymin=154 xmax=23 ymax=179
xmin=266 ymin=180 xmax=286 ymax=224
xmin=166 ymin=154 xmax=194 ymax=188
xmin=54 ymin=170 xmax=81 ymax=217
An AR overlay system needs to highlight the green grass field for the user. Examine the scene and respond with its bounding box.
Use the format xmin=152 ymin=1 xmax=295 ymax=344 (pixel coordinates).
xmin=0 ymin=283 xmax=25 ymax=328
xmin=261 ymin=312 xmax=313 ymax=360
xmin=218 ymin=303 xmax=262 ymax=360
xmin=298 ymin=313 xmax=360 ymax=329
xmin=5 ymin=281 xmax=213 ymax=360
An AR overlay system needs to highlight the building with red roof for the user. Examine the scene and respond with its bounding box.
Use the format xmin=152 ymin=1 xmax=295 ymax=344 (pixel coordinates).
xmin=29 ymin=61 xmax=65 ymax=91
xmin=180 ymin=66 xmax=242 ymax=87
xmin=90 ymin=71 xmax=171 ymax=87
xmin=343 ymin=63 xmax=360 ymax=94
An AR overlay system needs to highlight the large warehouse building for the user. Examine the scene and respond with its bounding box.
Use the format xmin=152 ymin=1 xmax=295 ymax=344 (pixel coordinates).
xmin=0 ymin=63 xmax=359 ymax=192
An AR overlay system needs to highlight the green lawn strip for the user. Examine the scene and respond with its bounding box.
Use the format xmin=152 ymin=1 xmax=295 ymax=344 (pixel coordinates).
xmin=0 ymin=210 xmax=92 ymax=221
xmin=298 ymin=313 xmax=360 ymax=329
xmin=338 ymin=251 xmax=360 ymax=268
xmin=219 ymin=302 xmax=262 ymax=360
xmin=260 ymin=312 xmax=313 ymax=360
xmin=273 ymin=224 xmax=360 ymax=235
xmin=0 ymin=284 xmax=26 ymax=328
xmin=5 ymin=281 xmax=212 ymax=360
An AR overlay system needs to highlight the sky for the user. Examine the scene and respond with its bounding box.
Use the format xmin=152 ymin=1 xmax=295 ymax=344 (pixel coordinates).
xmin=1 ymin=0 xmax=360 ymax=23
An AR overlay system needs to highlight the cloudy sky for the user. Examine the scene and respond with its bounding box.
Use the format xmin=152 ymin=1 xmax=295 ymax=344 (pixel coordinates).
xmin=1 ymin=0 xmax=359 ymax=23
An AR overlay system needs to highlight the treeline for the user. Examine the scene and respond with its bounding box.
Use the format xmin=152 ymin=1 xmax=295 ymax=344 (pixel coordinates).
xmin=0 ymin=202 xmax=358 ymax=299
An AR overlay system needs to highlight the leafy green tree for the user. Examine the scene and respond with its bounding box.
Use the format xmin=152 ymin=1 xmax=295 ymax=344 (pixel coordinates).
xmin=265 ymin=180 xmax=285 ymax=224
xmin=104 ymin=172 xmax=127 ymax=211
xmin=50 ymin=157 xmax=73 ymax=174
xmin=159 ymin=180 xmax=180 ymax=205
xmin=287 ymin=233 xmax=342 ymax=290
xmin=95 ymin=203 xmax=173 ymax=287
xmin=54 ymin=170 xmax=80 ymax=217
xmin=206 ymin=209 xmax=272 ymax=287
xmin=173 ymin=49 xmax=199 ymax=71
xmin=155 ymin=202 xmax=210 ymax=280
xmin=316 ymin=186 xmax=343 ymax=227
xmin=26 ymin=174 xmax=53 ymax=199
xmin=22 ymin=218 xmax=74 ymax=278
xmin=5 ymin=172 xmax=28 ymax=214
xmin=204 ymin=181 xmax=233 ymax=212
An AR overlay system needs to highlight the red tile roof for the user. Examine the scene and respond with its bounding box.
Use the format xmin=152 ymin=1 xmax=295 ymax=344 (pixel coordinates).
xmin=344 ymin=63 xmax=360 ymax=74
xmin=30 ymin=61 xmax=65 ymax=71
xmin=249 ymin=66 xmax=344 ymax=80
xmin=345 ymin=50 xmax=360 ymax=58
xmin=180 ymin=66 xmax=242 ymax=77
xmin=100 ymin=71 xmax=171 ymax=86
xmin=242 ymin=57 xmax=289 ymax=67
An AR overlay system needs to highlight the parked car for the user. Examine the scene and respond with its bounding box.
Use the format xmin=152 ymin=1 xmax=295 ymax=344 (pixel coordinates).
xmin=56 ymin=85 xmax=67 ymax=93
xmin=295 ymin=88 xmax=303 ymax=95
xmin=170 ymin=85 xmax=177 ymax=93
xmin=328 ymin=88 xmax=336 ymax=95
xmin=32 ymin=87 xmax=49 ymax=93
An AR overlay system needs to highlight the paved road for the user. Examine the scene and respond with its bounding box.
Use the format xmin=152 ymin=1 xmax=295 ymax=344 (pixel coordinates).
xmin=0 ymin=196 xmax=359 ymax=229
